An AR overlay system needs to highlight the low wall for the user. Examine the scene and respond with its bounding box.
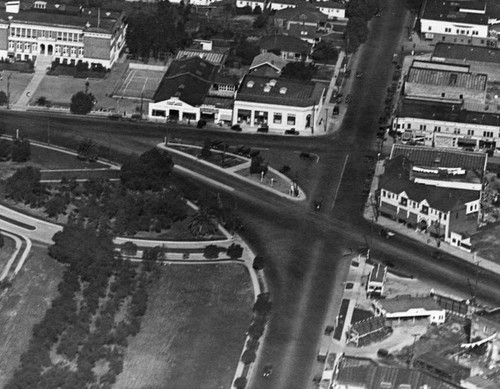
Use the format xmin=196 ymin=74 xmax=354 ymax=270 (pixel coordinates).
xmin=129 ymin=62 xmax=168 ymax=71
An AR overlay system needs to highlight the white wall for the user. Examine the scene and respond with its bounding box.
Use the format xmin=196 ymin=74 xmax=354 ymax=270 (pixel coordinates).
xmin=421 ymin=18 xmax=488 ymax=38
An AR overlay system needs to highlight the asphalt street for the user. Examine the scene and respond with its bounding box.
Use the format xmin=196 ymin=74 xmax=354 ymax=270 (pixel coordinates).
xmin=2 ymin=2 xmax=500 ymax=387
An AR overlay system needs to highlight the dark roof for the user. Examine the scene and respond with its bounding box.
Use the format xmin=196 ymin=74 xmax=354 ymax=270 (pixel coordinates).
xmin=433 ymin=42 xmax=500 ymax=65
xmin=421 ymin=0 xmax=488 ymax=25
xmin=473 ymin=307 xmax=500 ymax=323
xmin=153 ymin=57 xmax=217 ymax=105
xmin=259 ymin=34 xmax=312 ymax=53
xmin=379 ymin=156 xmax=480 ymax=212
xmin=398 ymin=98 xmax=500 ymax=127
xmin=337 ymin=356 xmax=462 ymax=389
xmin=316 ymin=1 xmax=346 ymax=9
xmin=414 ymin=351 xmax=471 ymax=380
xmin=287 ymin=23 xmax=317 ymax=39
xmin=236 ymin=74 xmax=324 ymax=107
xmin=391 ymin=144 xmax=487 ymax=171
xmin=369 ymin=264 xmax=386 ymax=283
xmin=202 ymin=96 xmax=233 ymax=109
xmin=0 ymin=6 xmax=123 ymax=32
xmin=407 ymin=67 xmax=487 ymax=91
xmin=274 ymin=5 xmax=326 ymax=23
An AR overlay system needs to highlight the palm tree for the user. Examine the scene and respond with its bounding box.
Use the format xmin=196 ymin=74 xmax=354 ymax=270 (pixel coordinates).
xmin=188 ymin=207 xmax=218 ymax=238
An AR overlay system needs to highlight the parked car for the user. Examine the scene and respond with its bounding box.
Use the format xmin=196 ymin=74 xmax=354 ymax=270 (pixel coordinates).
xmin=231 ymin=124 xmax=242 ymax=132
xmin=108 ymin=113 xmax=122 ymax=120
xmin=356 ymin=71 xmax=364 ymax=79
xmin=380 ymin=229 xmax=395 ymax=239
xmin=299 ymin=152 xmax=314 ymax=160
xmin=257 ymin=124 xmax=269 ymax=133
xmin=332 ymin=105 xmax=340 ymax=116
xmin=284 ymin=128 xmax=299 ymax=135
xmin=263 ymin=364 xmax=273 ymax=378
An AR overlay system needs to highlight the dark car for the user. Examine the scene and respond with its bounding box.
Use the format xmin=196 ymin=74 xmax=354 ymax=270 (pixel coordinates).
xmin=257 ymin=124 xmax=269 ymax=133
xmin=284 ymin=128 xmax=299 ymax=135
xmin=332 ymin=105 xmax=340 ymax=116
xmin=231 ymin=124 xmax=242 ymax=132
xmin=356 ymin=71 xmax=364 ymax=79
xmin=108 ymin=113 xmax=122 ymax=120
xmin=263 ymin=364 xmax=273 ymax=378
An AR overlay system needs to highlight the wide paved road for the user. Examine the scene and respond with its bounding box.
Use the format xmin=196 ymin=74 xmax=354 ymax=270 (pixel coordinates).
xmin=2 ymin=2 xmax=500 ymax=388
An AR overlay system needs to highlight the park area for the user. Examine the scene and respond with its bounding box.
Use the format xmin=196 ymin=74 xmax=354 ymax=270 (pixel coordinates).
xmin=114 ymin=264 xmax=253 ymax=389
xmin=0 ymin=246 xmax=63 ymax=387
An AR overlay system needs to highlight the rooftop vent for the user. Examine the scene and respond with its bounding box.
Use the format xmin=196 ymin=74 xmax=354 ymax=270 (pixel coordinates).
xmin=55 ymin=3 xmax=60 ymax=8
xmin=264 ymin=85 xmax=271 ymax=93
xmin=247 ymin=81 xmax=254 ymax=88
xmin=106 ymin=12 xmax=111 ymax=16
xmin=279 ymin=87 xmax=287 ymax=94
xmin=269 ymin=79 xmax=277 ymax=86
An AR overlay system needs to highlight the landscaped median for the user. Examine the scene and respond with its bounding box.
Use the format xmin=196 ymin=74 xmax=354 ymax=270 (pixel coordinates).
xmin=161 ymin=142 xmax=306 ymax=200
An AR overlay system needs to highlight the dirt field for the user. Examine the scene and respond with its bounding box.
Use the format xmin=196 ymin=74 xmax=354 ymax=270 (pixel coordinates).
xmin=0 ymin=246 xmax=63 ymax=386
xmin=114 ymin=263 xmax=253 ymax=389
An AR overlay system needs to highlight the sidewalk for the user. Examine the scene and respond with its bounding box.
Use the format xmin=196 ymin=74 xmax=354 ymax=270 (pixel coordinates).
xmin=363 ymin=160 xmax=500 ymax=276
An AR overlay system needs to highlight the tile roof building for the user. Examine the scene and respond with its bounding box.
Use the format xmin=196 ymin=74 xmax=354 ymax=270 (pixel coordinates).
xmin=378 ymin=146 xmax=485 ymax=251
xmin=249 ymin=52 xmax=286 ymax=76
xmin=0 ymin=1 xmax=126 ymax=69
xmin=148 ymin=56 xmax=237 ymax=123
xmin=233 ymin=74 xmax=326 ymax=133
xmin=259 ymin=34 xmax=312 ymax=62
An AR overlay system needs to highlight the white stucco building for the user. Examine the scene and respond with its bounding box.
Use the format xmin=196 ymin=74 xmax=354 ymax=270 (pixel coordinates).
xmin=373 ymin=295 xmax=446 ymax=325
xmin=233 ymin=74 xmax=326 ymax=134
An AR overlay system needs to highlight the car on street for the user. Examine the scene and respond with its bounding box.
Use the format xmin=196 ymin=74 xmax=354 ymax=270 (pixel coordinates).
xmin=356 ymin=71 xmax=364 ymax=79
xmin=257 ymin=124 xmax=269 ymax=133
xmin=345 ymin=95 xmax=352 ymax=104
xmin=231 ymin=124 xmax=242 ymax=132
xmin=380 ymin=228 xmax=395 ymax=238
xmin=284 ymin=128 xmax=299 ymax=135
xmin=263 ymin=364 xmax=273 ymax=378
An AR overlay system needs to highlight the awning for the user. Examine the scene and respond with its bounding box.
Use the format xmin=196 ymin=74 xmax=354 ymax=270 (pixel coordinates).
xmin=457 ymin=138 xmax=477 ymax=146
xmin=408 ymin=213 xmax=418 ymax=224
xmin=397 ymin=209 xmax=407 ymax=219
xmin=219 ymin=113 xmax=232 ymax=121
xmin=379 ymin=202 xmax=397 ymax=218
xmin=417 ymin=220 xmax=428 ymax=229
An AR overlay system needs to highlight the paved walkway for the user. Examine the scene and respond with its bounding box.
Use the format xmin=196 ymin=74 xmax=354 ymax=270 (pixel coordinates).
xmin=364 ymin=160 xmax=500 ymax=275
xmin=11 ymin=55 xmax=52 ymax=110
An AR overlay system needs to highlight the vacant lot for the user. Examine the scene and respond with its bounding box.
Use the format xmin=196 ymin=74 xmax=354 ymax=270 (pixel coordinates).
xmin=0 ymin=246 xmax=63 ymax=386
xmin=114 ymin=263 xmax=254 ymax=389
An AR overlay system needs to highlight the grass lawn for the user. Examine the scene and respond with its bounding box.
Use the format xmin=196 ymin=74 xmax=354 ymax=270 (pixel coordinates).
xmin=0 ymin=72 xmax=33 ymax=107
xmin=0 ymin=246 xmax=63 ymax=387
xmin=169 ymin=144 xmax=247 ymax=169
xmin=114 ymin=263 xmax=253 ymax=389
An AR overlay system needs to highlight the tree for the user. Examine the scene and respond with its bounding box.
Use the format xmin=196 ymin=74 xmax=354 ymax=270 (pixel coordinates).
xmin=77 ymin=138 xmax=99 ymax=162
xmin=253 ymin=255 xmax=264 ymax=270
xmin=188 ymin=207 xmax=218 ymax=238
xmin=312 ymin=41 xmax=339 ymax=63
xmin=203 ymin=244 xmax=220 ymax=259
xmin=70 ymin=91 xmax=95 ymax=115
xmin=346 ymin=0 xmax=378 ymax=20
xmin=121 ymin=241 xmax=138 ymax=256
xmin=241 ymin=349 xmax=256 ymax=364
xmin=200 ymin=138 xmax=212 ymax=159
xmin=345 ymin=17 xmax=369 ymax=53
xmin=235 ymin=40 xmax=261 ymax=65
xmin=250 ymin=154 xmax=268 ymax=175
xmin=10 ymin=138 xmax=31 ymax=162
xmin=5 ymin=166 xmax=46 ymax=205
xmin=281 ymin=62 xmax=317 ymax=81
xmin=36 ymin=96 xmax=49 ymax=107
xmin=44 ymin=196 xmax=67 ymax=219
xmin=226 ymin=243 xmax=243 ymax=259
xmin=0 ymin=90 xmax=7 ymax=106
xmin=234 ymin=377 xmax=247 ymax=389
xmin=142 ymin=246 xmax=165 ymax=261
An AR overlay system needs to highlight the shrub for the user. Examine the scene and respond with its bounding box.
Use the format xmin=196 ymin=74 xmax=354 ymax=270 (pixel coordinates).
xmin=203 ymin=244 xmax=220 ymax=259
xmin=226 ymin=243 xmax=243 ymax=259
xmin=253 ymin=255 xmax=264 ymax=270
xmin=122 ymin=241 xmax=138 ymax=256
xmin=241 ymin=349 xmax=256 ymax=365
xmin=234 ymin=376 xmax=247 ymax=389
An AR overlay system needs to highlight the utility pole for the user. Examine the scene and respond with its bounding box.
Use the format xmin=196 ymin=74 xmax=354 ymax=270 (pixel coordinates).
xmin=47 ymin=117 xmax=50 ymax=144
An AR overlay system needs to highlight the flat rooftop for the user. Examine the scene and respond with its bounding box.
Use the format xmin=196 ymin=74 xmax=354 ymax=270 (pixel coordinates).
xmin=433 ymin=43 xmax=500 ymax=65
xmin=421 ymin=0 xmax=488 ymax=25
xmin=407 ymin=67 xmax=487 ymax=91
xmin=399 ymin=98 xmax=500 ymax=127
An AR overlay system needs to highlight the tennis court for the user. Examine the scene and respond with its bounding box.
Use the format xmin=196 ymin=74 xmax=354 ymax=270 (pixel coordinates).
xmin=113 ymin=68 xmax=165 ymax=100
